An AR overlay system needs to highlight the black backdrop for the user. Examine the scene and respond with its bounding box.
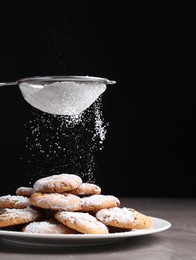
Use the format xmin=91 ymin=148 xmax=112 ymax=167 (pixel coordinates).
xmin=0 ymin=0 xmax=196 ymax=197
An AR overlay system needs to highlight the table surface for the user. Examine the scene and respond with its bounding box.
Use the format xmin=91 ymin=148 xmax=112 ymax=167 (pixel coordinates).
xmin=0 ymin=197 xmax=196 ymax=260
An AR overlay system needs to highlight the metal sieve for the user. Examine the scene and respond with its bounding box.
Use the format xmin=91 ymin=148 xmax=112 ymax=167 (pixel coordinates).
xmin=0 ymin=76 xmax=116 ymax=115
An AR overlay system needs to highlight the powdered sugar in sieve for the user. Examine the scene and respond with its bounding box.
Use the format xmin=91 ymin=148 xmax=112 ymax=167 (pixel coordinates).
xmin=19 ymin=81 xmax=107 ymax=116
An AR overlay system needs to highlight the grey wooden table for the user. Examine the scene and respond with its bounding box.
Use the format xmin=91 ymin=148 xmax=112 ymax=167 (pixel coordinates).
xmin=0 ymin=197 xmax=195 ymax=260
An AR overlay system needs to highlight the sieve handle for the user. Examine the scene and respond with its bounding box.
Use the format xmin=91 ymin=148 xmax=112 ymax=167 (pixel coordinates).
xmin=0 ymin=81 xmax=18 ymax=87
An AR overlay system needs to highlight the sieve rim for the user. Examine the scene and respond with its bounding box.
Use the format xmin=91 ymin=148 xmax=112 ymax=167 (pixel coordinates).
xmin=17 ymin=76 xmax=116 ymax=85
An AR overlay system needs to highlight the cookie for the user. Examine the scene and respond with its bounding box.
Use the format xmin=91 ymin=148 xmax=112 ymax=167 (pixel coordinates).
xmin=69 ymin=183 xmax=101 ymax=196
xmin=80 ymin=194 xmax=120 ymax=211
xmin=22 ymin=219 xmax=79 ymax=234
xmin=16 ymin=187 xmax=34 ymax=197
xmin=0 ymin=195 xmax=29 ymax=209
xmin=96 ymin=207 xmax=152 ymax=229
xmin=33 ymin=173 xmax=82 ymax=193
xmin=55 ymin=211 xmax=109 ymax=234
xmin=29 ymin=193 xmax=82 ymax=211
xmin=0 ymin=206 xmax=42 ymax=228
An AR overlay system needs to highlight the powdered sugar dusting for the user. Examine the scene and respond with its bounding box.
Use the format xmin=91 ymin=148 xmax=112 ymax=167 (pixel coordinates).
xmin=23 ymin=220 xmax=75 ymax=234
xmin=0 ymin=206 xmax=41 ymax=221
xmin=33 ymin=174 xmax=82 ymax=192
xmin=24 ymin=221 xmax=56 ymax=233
xmin=59 ymin=211 xmax=97 ymax=222
xmin=30 ymin=193 xmax=82 ymax=211
xmin=96 ymin=207 xmax=137 ymax=224
xmin=0 ymin=195 xmax=29 ymax=207
xmin=82 ymin=195 xmax=120 ymax=208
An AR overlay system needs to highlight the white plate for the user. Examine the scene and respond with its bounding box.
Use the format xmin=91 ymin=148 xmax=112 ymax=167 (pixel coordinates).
xmin=0 ymin=217 xmax=171 ymax=247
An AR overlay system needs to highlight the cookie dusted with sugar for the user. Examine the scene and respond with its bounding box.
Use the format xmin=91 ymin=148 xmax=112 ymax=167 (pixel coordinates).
xmin=0 ymin=206 xmax=42 ymax=228
xmin=29 ymin=193 xmax=82 ymax=211
xmin=22 ymin=219 xmax=79 ymax=234
xmin=55 ymin=211 xmax=109 ymax=234
xmin=0 ymin=195 xmax=29 ymax=209
xmin=96 ymin=207 xmax=152 ymax=229
xmin=80 ymin=194 xmax=120 ymax=211
xmin=16 ymin=187 xmax=34 ymax=197
xmin=69 ymin=183 xmax=101 ymax=196
xmin=33 ymin=173 xmax=82 ymax=193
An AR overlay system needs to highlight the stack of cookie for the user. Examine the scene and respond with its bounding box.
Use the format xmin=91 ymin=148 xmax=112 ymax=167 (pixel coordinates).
xmin=0 ymin=174 xmax=152 ymax=234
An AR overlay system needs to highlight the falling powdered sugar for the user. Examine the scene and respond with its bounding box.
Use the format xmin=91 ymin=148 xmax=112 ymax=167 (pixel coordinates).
xmin=21 ymin=87 xmax=109 ymax=184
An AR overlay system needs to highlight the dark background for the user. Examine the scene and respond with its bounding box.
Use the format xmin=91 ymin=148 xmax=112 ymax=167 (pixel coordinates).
xmin=0 ymin=0 xmax=196 ymax=197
